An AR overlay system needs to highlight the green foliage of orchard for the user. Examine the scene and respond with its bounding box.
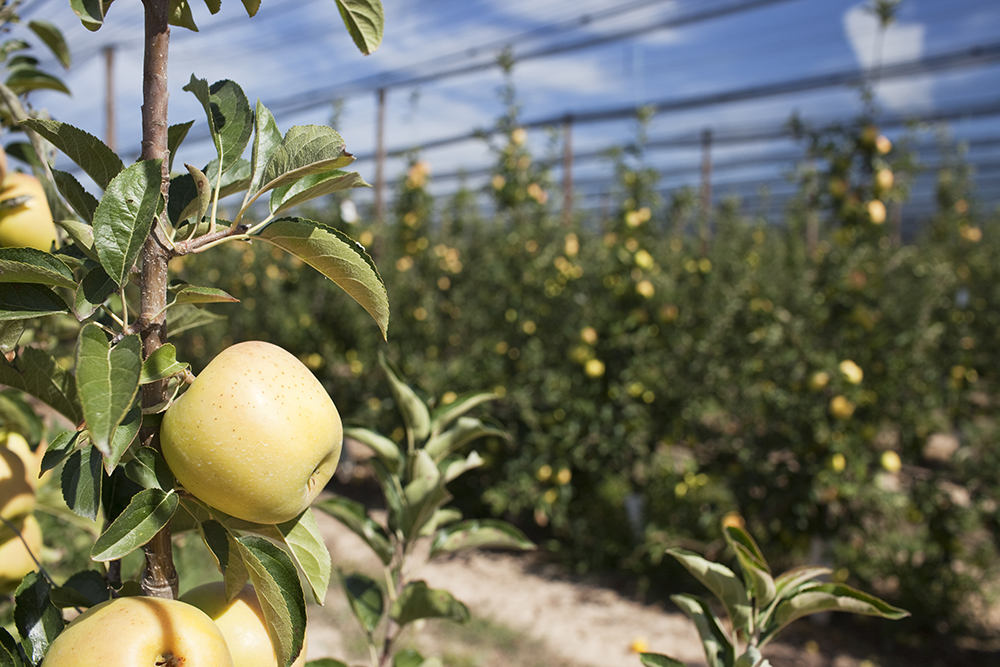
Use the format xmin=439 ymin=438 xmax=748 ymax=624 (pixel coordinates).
xmin=174 ymin=108 xmax=1000 ymax=635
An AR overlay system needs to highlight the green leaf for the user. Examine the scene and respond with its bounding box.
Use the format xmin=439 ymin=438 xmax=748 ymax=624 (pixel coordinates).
xmin=172 ymin=158 xmax=252 ymax=224
xmin=341 ymin=573 xmax=384 ymax=635
xmin=0 ymin=248 xmax=74 ymax=288
xmin=27 ymin=20 xmax=70 ymax=68
xmin=40 ymin=430 xmax=78 ymax=476
xmin=104 ymin=401 xmax=141 ymax=473
xmin=0 ymin=321 xmax=24 ymax=354
xmin=52 ymin=169 xmax=99 ymax=225
xmin=5 ymin=68 xmax=70 ymax=96
xmin=439 ymin=450 xmax=485 ymax=484
xmin=92 ymin=159 xmax=163 ymax=286
xmin=379 ymin=355 xmax=428 ymax=439
xmin=91 ymin=488 xmax=178 ymax=561
xmin=240 ymin=0 xmax=261 ymax=17
xmin=166 ymin=303 xmax=226 ymax=336
xmin=668 ymin=548 xmax=752 ymax=633
xmin=124 ymin=446 xmax=174 ymax=491
xmin=391 ymin=580 xmax=469 ymax=627
xmin=167 ymin=120 xmax=195 ymax=172
xmin=247 ymin=100 xmax=283 ymax=198
xmin=762 ymin=583 xmax=909 ymax=647
xmin=724 ymin=526 xmax=776 ymax=609
xmin=735 ymin=646 xmax=764 ymax=667
xmin=773 ymin=566 xmax=831 ymax=602
xmin=270 ymin=170 xmax=368 ymax=216
xmin=168 ymin=0 xmax=198 ymax=31
xmin=74 ymin=265 xmax=117 ymax=320
xmin=305 ymin=660 xmax=349 ymax=667
xmin=140 ymin=343 xmax=189 ymax=384
xmin=429 ymin=519 xmax=534 ymax=559
xmin=49 ymin=571 xmax=110 ymax=609
xmin=183 ymin=163 xmax=212 ymax=222
xmin=392 ymin=649 xmax=426 ymax=667
xmin=314 ymin=496 xmax=393 ymax=565
xmin=0 ymin=284 xmax=68 ymax=320
xmin=183 ymin=77 xmax=253 ymax=175
xmin=62 ymin=443 xmax=102 ymax=520
xmin=425 ymin=417 xmax=506 ymax=464
xmin=0 ymin=347 xmax=81 ymax=424
xmin=13 ymin=573 xmax=64 ymax=664
xmin=419 ymin=508 xmax=462 ymax=537
xmin=0 ymin=390 xmax=43 ymax=445
xmin=68 ymin=0 xmax=113 ymax=31
xmin=202 ymin=0 xmax=221 ymax=14
xmin=343 ymin=426 xmax=401 ymax=474
xmin=197 ymin=518 xmax=250 ymax=600
xmin=0 ymin=626 xmax=29 ymax=667
xmin=334 ymin=0 xmax=385 ymax=55
xmin=640 ymin=654 xmax=688 ymax=667
xmin=169 ymin=281 xmax=239 ymax=305
xmin=277 ymin=509 xmax=331 ymax=605
xmin=254 ymin=217 xmax=388 ymax=339
xmin=429 ymin=392 xmax=498 ymax=437
xmin=671 ymin=594 xmax=734 ymax=667
xmin=75 ymin=325 xmax=141 ymax=455
xmin=56 ymin=219 xmax=99 ymax=262
xmin=21 ymin=119 xmax=123 ymax=189
xmin=237 ymin=536 xmax=307 ymax=667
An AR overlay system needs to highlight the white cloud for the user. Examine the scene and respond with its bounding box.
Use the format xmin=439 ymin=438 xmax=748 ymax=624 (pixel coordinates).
xmin=843 ymin=3 xmax=931 ymax=111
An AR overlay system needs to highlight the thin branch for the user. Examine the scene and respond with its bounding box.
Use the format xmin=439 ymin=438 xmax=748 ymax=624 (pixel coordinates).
xmin=172 ymin=223 xmax=249 ymax=255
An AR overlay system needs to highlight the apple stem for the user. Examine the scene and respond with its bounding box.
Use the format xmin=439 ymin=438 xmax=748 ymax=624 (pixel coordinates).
xmin=137 ymin=0 xmax=178 ymax=600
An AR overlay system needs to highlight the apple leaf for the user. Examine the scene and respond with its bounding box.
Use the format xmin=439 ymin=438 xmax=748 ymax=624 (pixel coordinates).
xmin=240 ymin=0 xmax=261 ymax=17
xmin=56 ymin=219 xmax=99 ymax=262
xmin=183 ymin=77 xmax=253 ymax=175
xmin=92 ymin=159 xmax=163 ymax=286
xmin=124 ymin=446 xmax=174 ymax=492
xmin=0 ymin=248 xmax=75 ymax=288
xmin=379 ymin=355 xmax=429 ymax=440
xmin=0 ymin=389 xmax=43 ymax=445
xmin=140 ymin=343 xmax=189 ymax=384
xmin=40 ymin=430 xmax=79 ymax=476
xmin=61 ymin=445 xmax=103 ymax=521
xmin=48 ymin=571 xmax=111 ymax=609
xmin=424 ymin=417 xmax=506 ymax=464
xmin=735 ymin=647 xmax=764 ymax=667
xmin=391 ymin=581 xmax=469 ymax=628
xmin=773 ymin=565 xmax=832 ymax=601
xmin=68 ymin=0 xmax=113 ymax=31
xmin=73 ymin=265 xmax=117 ymax=321
xmin=13 ymin=573 xmax=64 ymax=665
xmin=277 ymin=509 xmax=331 ymax=605
xmin=253 ymin=217 xmax=388 ymax=339
xmin=168 ymin=0 xmax=199 ymax=31
xmin=314 ymin=497 xmax=394 ymax=565
xmin=197 ymin=518 xmax=250 ymax=601
xmin=167 ymin=120 xmax=195 ymax=172
xmin=429 ymin=392 xmax=498 ymax=437
xmin=440 ymin=451 xmax=485 ymax=484
xmin=5 ymin=67 xmax=70 ymax=96
xmin=341 ymin=573 xmax=383 ymax=635
xmin=166 ymin=303 xmax=227 ymax=336
xmin=0 ymin=627 xmax=28 ymax=667
xmin=171 ymin=159 xmax=251 ymax=225
xmin=269 ymin=170 xmax=368 ymax=216
xmin=724 ymin=526 xmax=776 ymax=609
xmin=52 ymin=169 xmax=98 ymax=225
xmin=169 ymin=281 xmax=239 ymax=305
xmin=184 ymin=163 xmax=212 ymax=223
xmin=308 ymin=659 xmax=350 ymax=667
xmin=237 ymin=536 xmax=307 ymax=667
xmin=91 ymin=488 xmax=178 ymax=561
xmin=0 ymin=321 xmax=24 ymax=354
xmin=21 ymin=119 xmax=122 ymax=189
xmin=429 ymin=519 xmax=534 ymax=559
xmin=75 ymin=324 xmax=141 ymax=455
xmin=0 ymin=284 xmax=69 ymax=320
xmin=334 ymin=0 xmax=385 ymax=55
xmin=203 ymin=0 xmax=221 ymax=14
xmin=104 ymin=402 xmax=141 ymax=474
xmin=0 ymin=347 xmax=82 ymax=424
xmin=247 ymin=100 xmax=282 ymax=199
xmin=27 ymin=20 xmax=71 ymax=69
xmin=670 ymin=594 xmax=734 ymax=667
xmin=668 ymin=548 xmax=752 ymax=634
xmin=343 ymin=426 xmax=401 ymax=474
xmin=640 ymin=654 xmax=689 ymax=667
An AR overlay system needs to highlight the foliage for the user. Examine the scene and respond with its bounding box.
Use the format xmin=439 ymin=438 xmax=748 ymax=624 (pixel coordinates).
xmin=640 ymin=523 xmax=907 ymax=667
xmin=315 ymin=357 xmax=533 ymax=667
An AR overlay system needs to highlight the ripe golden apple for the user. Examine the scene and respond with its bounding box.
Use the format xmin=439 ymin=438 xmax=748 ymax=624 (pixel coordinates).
xmin=0 ymin=172 xmax=58 ymax=251
xmin=0 ymin=436 xmax=35 ymax=520
xmin=160 ymin=341 xmax=342 ymax=524
xmin=2 ymin=431 xmax=43 ymax=489
xmin=181 ymin=582 xmax=307 ymax=667
xmin=0 ymin=514 xmax=42 ymax=594
xmin=866 ymin=199 xmax=887 ymax=225
xmin=42 ymin=596 xmax=234 ymax=667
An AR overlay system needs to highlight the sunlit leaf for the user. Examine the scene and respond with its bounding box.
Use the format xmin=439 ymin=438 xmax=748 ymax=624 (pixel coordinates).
xmin=343 ymin=426 xmax=400 ymax=474
xmin=237 ymin=536 xmax=307 ymax=667
xmin=429 ymin=392 xmax=498 ymax=437
xmin=62 ymin=445 xmax=102 ymax=520
xmin=0 ymin=284 xmax=69 ymax=320
xmin=168 ymin=0 xmax=198 ymax=31
xmin=73 ymin=265 xmax=116 ymax=321
xmin=91 ymin=488 xmax=178 ymax=561
xmin=724 ymin=526 xmax=776 ymax=609
xmin=124 ymin=446 xmax=174 ymax=492
xmin=314 ymin=497 xmax=393 ymax=565
xmin=40 ymin=430 xmax=78 ymax=476
xmin=640 ymin=654 xmax=688 ymax=667
xmin=0 ymin=321 xmax=24 ymax=354
xmin=334 ymin=0 xmax=384 ymax=55
xmin=92 ymin=159 xmax=163 ymax=286
xmin=439 ymin=450 xmax=484 ymax=484
xmin=668 ymin=548 xmax=752 ymax=633
xmin=140 ymin=343 xmax=189 ymax=384
xmin=169 ymin=281 xmax=239 ymax=305
xmin=166 ymin=303 xmax=226 ymax=336
xmin=183 ymin=77 xmax=253 ymax=175
xmin=75 ymin=325 xmax=141 ymax=455
xmin=68 ymin=0 xmax=113 ymax=31
xmin=13 ymin=573 xmax=64 ymax=664
xmin=378 ymin=355 xmax=427 ymax=439
xmin=27 ymin=21 xmax=70 ymax=68
xmin=198 ymin=518 xmax=250 ymax=600
xmin=56 ymin=219 xmax=99 ymax=262
xmin=277 ymin=509 xmax=331 ymax=605
xmin=21 ymin=119 xmax=122 ymax=189
xmin=429 ymin=519 xmax=534 ymax=558
xmin=671 ymin=594 xmax=733 ymax=667
xmin=0 ymin=248 xmax=75 ymax=288
xmin=104 ymin=401 xmax=141 ymax=473
xmin=391 ymin=581 xmax=469 ymax=627
xmin=341 ymin=572 xmax=383 ymax=635
xmin=270 ymin=170 xmax=368 ymax=216
xmin=240 ymin=0 xmax=261 ymax=17
xmin=425 ymin=417 xmax=506 ymax=464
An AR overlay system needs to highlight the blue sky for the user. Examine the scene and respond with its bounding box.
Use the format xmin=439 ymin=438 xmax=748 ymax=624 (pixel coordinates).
xmin=18 ymin=0 xmax=1000 ymax=221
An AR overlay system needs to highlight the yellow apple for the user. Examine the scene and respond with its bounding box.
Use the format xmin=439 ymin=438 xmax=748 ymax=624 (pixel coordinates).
xmin=0 ymin=172 xmax=58 ymax=251
xmin=42 ymin=596 xmax=234 ymax=667
xmin=0 ymin=514 xmax=42 ymax=594
xmin=2 ymin=431 xmax=43 ymax=489
xmin=866 ymin=199 xmax=886 ymax=225
xmin=160 ymin=341 xmax=342 ymax=524
xmin=181 ymin=582 xmax=307 ymax=667
xmin=0 ymin=436 xmax=35 ymax=520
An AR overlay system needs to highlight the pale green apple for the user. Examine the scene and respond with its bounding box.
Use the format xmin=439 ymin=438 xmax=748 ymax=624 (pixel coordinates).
xmin=0 ymin=435 xmax=35 ymax=520
xmin=160 ymin=341 xmax=342 ymax=524
xmin=43 ymin=596 xmax=234 ymax=667
xmin=181 ymin=582 xmax=307 ymax=667
xmin=0 ymin=514 xmax=42 ymax=594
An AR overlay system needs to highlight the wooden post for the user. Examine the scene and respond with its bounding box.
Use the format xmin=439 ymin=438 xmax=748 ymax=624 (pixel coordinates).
xmin=562 ymin=115 xmax=573 ymax=227
xmin=699 ymin=128 xmax=713 ymax=249
xmin=104 ymin=46 xmax=115 ymax=153
xmin=374 ymin=87 xmax=386 ymax=222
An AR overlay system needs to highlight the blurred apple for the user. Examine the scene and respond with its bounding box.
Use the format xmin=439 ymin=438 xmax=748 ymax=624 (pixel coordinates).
xmin=0 ymin=514 xmax=42 ymax=594
xmin=0 ymin=172 xmax=58 ymax=251
xmin=0 ymin=435 xmax=35 ymax=520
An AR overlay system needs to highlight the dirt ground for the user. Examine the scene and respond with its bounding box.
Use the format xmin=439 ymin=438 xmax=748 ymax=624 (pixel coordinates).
xmin=300 ymin=498 xmax=998 ymax=667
